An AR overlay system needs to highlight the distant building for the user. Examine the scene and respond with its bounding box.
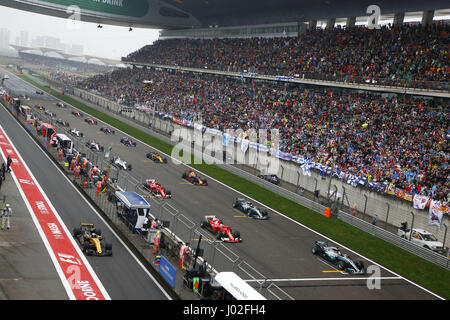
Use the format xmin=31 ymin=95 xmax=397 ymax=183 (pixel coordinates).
xmin=19 ymin=30 xmax=29 ymax=47
xmin=0 ymin=28 xmax=10 ymax=49
xmin=70 ymin=44 xmax=84 ymax=55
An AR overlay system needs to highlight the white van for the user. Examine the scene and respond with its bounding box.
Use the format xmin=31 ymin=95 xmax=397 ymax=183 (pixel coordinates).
xmin=56 ymin=133 xmax=74 ymax=157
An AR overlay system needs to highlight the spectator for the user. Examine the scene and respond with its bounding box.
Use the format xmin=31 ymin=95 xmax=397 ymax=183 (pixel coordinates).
xmin=75 ymin=66 xmax=449 ymax=203
xmin=124 ymin=23 xmax=449 ymax=90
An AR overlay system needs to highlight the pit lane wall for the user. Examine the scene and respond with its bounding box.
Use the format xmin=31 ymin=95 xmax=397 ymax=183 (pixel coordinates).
xmin=71 ymin=87 xmax=449 ymax=247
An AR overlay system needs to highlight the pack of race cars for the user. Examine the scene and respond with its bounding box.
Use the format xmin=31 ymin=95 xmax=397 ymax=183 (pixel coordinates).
xmin=24 ymin=99 xmax=374 ymax=279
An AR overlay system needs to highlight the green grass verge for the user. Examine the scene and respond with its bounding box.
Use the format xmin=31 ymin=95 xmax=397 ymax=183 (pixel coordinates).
xmin=18 ymin=72 xmax=450 ymax=299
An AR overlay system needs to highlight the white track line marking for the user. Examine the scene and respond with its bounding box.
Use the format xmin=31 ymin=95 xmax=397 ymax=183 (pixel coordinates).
xmin=244 ymin=277 xmax=403 ymax=282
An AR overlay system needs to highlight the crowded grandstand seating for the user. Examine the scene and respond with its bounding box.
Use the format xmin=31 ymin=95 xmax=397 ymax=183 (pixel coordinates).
xmin=125 ymin=23 xmax=449 ymax=90
xmin=74 ymin=67 xmax=450 ymax=203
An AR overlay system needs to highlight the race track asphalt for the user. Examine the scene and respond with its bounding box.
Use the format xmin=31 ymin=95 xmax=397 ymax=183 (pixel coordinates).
xmin=1 ymin=69 xmax=442 ymax=300
xmin=0 ymin=78 xmax=170 ymax=300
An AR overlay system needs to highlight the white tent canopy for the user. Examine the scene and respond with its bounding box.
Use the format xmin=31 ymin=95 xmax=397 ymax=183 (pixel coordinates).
xmin=214 ymin=272 xmax=266 ymax=300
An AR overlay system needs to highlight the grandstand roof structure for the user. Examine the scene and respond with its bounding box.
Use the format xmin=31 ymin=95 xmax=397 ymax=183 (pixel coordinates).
xmin=8 ymin=44 xmax=121 ymax=66
xmin=1 ymin=0 xmax=449 ymax=29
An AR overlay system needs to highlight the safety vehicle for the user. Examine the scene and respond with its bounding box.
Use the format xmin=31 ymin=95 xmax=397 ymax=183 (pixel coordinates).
xmin=398 ymin=223 xmax=445 ymax=254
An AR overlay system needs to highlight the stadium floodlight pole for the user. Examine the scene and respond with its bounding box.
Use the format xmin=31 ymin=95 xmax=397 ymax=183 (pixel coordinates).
xmin=409 ymin=211 xmax=415 ymax=241
xmin=363 ymin=194 xmax=368 ymax=221
xmin=385 ymin=203 xmax=390 ymax=230
xmin=442 ymin=224 xmax=447 ymax=250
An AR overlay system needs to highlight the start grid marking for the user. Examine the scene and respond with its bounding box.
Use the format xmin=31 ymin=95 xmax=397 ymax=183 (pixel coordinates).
xmin=0 ymin=125 xmax=110 ymax=300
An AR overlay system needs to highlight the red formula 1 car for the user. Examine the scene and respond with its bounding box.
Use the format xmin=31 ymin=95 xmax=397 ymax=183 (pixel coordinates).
xmin=182 ymin=170 xmax=208 ymax=186
xmin=72 ymin=110 xmax=83 ymax=117
xmin=201 ymin=215 xmax=241 ymax=243
xmin=143 ymin=179 xmax=171 ymax=198
xmin=85 ymin=117 xmax=98 ymax=125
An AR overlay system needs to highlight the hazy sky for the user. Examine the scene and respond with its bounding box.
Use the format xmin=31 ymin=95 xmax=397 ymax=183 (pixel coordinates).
xmin=0 ymin=5 xmax=161 ymax=60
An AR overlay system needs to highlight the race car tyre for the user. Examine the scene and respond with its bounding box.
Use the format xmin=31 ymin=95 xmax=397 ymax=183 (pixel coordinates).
xmin=163 ymin=158 xmax=168 ymax=163
xmin=217 ymin=232 xmax=224 ymax=240
xmin=105 ymin=242 xmax=112 ymax=251
xmin=127 ymin=164 xmax=132 ymax=171
xmin=355 ymin=261 xmax=364 ymax=270
xmin=73 ymin=227 xmax=82 ymax=237
xmin=233 ymin=231 xmax=240 ymax=239
xmin=83 ymin=242 xmax=95 ymax=253
xmin=200 ymin=218 xmax=208 ymax=228
xmin=337 ymin=261 xmax=346 ymax=270
xmin=311 ymin=246 xmax=318 ymax=254
xmin=93 ymin=229 xmax=102 ymax=236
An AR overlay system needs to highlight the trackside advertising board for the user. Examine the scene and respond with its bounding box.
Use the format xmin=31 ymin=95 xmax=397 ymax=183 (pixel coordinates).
xmin=0 ymin=125 xmax=109 ymax=300
xmin=38 ymin=0 xmax=149 ymax=17
xmin=158 ymin=255 xmax=176 ymax=288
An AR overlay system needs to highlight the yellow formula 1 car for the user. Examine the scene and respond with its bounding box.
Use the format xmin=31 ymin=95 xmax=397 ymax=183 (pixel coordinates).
xmin=73 ymin=223 xmax=112 ymax=256
xmin=146 ymin=151 xmax=168 ymax=163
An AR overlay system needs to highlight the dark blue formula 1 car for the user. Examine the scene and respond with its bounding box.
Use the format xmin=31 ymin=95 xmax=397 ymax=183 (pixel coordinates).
xmin=312 ymin=241 xmax=366 ymax=274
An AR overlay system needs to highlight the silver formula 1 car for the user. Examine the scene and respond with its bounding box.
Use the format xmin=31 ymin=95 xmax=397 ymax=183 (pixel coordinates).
xmin=232 ymin=198 xmax=269 ymax=220
xmin=312 ymin=241 xmax=365 ymax=274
